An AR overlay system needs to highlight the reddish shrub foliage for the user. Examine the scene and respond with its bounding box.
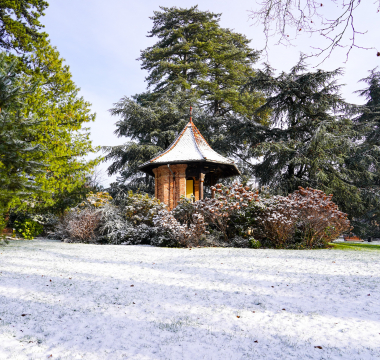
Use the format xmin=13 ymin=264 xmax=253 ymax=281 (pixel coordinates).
xmin=289 ymin=187 xmax=351 ymax=246
xmin=195 ymin=183 xmax=260 ymax=240
xmin=254 ymin=187 xmax=351 ymax=247
xmin=254 ymin=196 xmax=298 ymax=247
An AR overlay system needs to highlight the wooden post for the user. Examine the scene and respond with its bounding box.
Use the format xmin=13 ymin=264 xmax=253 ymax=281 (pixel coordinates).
xmin=199 ymin=172 xmax=205 ymax=200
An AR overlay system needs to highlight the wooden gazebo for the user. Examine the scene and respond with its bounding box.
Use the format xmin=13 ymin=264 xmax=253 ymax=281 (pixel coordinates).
xmin=139 ymin=109 xmax=240 ymax=210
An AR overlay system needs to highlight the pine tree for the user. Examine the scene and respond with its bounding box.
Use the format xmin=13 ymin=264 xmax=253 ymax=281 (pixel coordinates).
xmin=348 ymin=69 xmax=380 ymax=237
xmin=0 ymin=2 xmax=99 ymax=214
xmin=106 ymin=6 xmax=265 ymax=192
xmin=12 ymin=42 xmax=100 ymax=213
xmin=240 ymin=59 xmax=364 ymax=215
xmin=0 ymin=53 xmax=45 ymax=217
xmin=140 ymin=5 xmax=260 ymax=117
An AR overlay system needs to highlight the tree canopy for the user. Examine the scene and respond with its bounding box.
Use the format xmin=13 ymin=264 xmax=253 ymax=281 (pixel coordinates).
xmin=348 ymin=68 xmax=380 ymax=236
xmin=0 ymin=53 xmax=46 ymax=216
xmin=140 ymin=5 xmax=261 ymax=117
xmin=0 ymin=0 xmax=48 ymax=53
xmin=11 ymin=41 xmax=100 ymax=213
xmin=0 ymin=1 xmax=100 ymax=216
xmin=106 ymin=6 xmax=266 ymax=193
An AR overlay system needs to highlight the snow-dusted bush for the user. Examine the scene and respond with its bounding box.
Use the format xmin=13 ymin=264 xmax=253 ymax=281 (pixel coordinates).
xmin=153 ymin=209 xmax=208 ymax=247
xmin=98 ymin=190 xmax=168 ymax=245
xmin=54 ymin=190 xmax=169 ymax=245
xmin=161 ymin=183 xmax=262 ymax=247
xmin=51 ymin=192 xmax=112 ymax=242
xmin=254 ymin=195 xmax=299 ymax=247
xmin=113 ymin=190 xmax=166 ymax=226
xmin=30 ymin=213 xmax=59 ymax=235
xmin=50 ymin=185 xmax=349 ymax=249
xmin=65 ymin=207 xmax=102 ymax=243
xmin=98 ymin=203 xmax=165 ymax=245
xmin=253 ymin=187 xmax=351 ymax=248
xmin=289 ymin=187 xmax=351 ymax=246
xmin=79 ymin=191 xmax=113 ymax=208
xmin=194 ymin=183 xmax=261 ymax=241
xmin=171 ymin=196 xmax=196 ymax=226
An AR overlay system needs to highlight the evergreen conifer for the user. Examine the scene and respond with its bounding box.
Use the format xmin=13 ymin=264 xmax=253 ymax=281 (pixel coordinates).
xmin=106 ymin=6 xmax=265 ymax=193
xmin=242 ymin=59 xmax=362 ymax=215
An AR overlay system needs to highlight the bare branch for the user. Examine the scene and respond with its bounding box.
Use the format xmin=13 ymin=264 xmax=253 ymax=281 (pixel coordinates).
xmin=249 ymin=0 xmax=380 ymax=64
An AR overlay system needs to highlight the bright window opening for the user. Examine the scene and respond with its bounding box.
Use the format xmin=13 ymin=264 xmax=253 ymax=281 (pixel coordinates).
xmin=186 ymin=179 xmax=194 ymax=198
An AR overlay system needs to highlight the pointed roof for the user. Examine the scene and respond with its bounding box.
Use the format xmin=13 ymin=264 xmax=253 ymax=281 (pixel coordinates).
xmin=139 ymin=112 xmax=240 ymax=178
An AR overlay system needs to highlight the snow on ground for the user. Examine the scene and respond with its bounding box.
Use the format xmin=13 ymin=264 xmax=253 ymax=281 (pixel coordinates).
xmin=0 ymin=240 xmax=379 ymax=360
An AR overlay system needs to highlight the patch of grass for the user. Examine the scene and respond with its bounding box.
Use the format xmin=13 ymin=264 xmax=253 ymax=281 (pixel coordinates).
xmin=329 ymin=242 xmax=380 ymax=251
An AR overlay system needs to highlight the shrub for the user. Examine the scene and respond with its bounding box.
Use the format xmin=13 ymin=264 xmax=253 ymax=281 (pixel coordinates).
xmin=289 ymin=187 xmax=351 ymax=247
xmin=49 ymin=185 xmax=350 ymax=249
xmin=172 ymin=196 xmax=196 ymax=226
xmin=52 ymin=191 xmax=112 ymax=242
xmin=194 ymin=183 xmax=260 ymax=241
xmin=54 ymin=190 xmax=168 ymax=245
xmin=99 ymin=190 xmax=167 ymax=245
xmin=98 ymin=204 xmax=165 ymax=245
xmin=64 ymin=208 xmax=102 ymax=243
xmin=249 ymin=238 xmax=261 ymax=249
xmin=79 ymin=191 xmax=113 ymax=208
xmin=254 ymin=195 xmax=299 ymax=247
xmin=14 ymin=219 xmax=44 ymax=240
xmin=0 ymin=215 xmax=9 ymax=246
xmin=30 ymin=213 xmax=59 ymax=235
xmin=118 ymin=190 xmax=165 ymax=227
xmin=154 ymin=209 xmax=208 ymax=247
xmin=252 ymin=187 xmax=351 ymax=248
xmin=158 ymin=183 xmax=262 ymax=247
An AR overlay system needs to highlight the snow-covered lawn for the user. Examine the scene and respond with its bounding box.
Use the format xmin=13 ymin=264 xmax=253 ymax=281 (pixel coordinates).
xmin=0 ymin=240 xmax=379 ymax=360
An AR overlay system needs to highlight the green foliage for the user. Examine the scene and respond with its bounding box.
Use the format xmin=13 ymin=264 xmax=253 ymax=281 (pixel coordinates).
xmin=0 ymin=2 xmax=99 ymax=215
xmin=105 ymin=6 xmax=266 ymax=192
xmin=241 ymin=59 xmax=365 ymax=220
xmin=331 ymin=243 xmax=380 ymax=251
xmin=14 ymin=219 xmax=43 ymax=239
xmin=0 ymin=0 xmax=48 ymax=53
xmin=117 ymin=190 xmax=166 ymax=227
xmin=0 ymin=214 xmax=7 ymax=245
xmin=0 ymin=42 xmax=100 ymax=214
xmin=0 ymin=52 xmax=46 ymax=215
xmin=249 ymin=238 xmax=261 ymax=249
xmin=13 ymin=42 xmax=100 ymax=213
xmin=348 ymin=68 xmax=380 ymax=237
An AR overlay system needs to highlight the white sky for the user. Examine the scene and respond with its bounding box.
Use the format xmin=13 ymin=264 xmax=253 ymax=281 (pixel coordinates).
xmin=41 ymin=1 xmax=379 ymax=186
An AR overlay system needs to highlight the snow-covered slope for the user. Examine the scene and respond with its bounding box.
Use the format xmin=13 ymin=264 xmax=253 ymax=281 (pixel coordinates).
xmin=0 ymin=240 xmax=379 ymax=359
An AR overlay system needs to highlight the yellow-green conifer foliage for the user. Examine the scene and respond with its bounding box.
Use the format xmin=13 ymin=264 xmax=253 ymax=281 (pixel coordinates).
xmin=11 ymin=42 xmax=100 ymax=212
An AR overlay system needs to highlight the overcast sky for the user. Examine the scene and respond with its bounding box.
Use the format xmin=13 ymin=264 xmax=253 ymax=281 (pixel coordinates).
xmin=41 ymin=0 xmax=379 ymax=186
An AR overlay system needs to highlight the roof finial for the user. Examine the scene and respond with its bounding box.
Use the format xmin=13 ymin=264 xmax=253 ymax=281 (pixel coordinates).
xmin=189 ymin=106 xmax=193 ymax=124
